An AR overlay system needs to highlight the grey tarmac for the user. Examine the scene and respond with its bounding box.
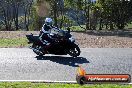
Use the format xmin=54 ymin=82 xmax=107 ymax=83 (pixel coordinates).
xmin=0 ymin=48 xmax=132 ymax=81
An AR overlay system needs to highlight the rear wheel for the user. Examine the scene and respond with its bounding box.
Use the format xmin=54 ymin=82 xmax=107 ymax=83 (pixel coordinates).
xmin=32 ymin=43 xmax=45 ymax=56
xmin=68 ymin=44 xmax=80 ymax=57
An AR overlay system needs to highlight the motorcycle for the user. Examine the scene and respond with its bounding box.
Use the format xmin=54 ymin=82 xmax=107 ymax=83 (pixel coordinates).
xmin=26 ymin=28 xmax=81 ymax=57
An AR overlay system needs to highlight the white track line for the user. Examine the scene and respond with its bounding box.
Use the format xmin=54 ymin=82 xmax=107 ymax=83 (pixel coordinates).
xmin=0 ymin=80 xmax=76 ymax=83
xmin=0 ymin=80 xmax=132 ymax=84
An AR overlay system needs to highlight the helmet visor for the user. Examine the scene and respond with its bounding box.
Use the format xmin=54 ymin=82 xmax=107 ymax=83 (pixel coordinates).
xmin=46 ymin=22 xmax=52 ymax=25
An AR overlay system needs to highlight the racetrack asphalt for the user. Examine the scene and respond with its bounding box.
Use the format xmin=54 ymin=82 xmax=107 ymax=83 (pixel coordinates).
xmin=0 ymin=48 xmax=132 ymax=82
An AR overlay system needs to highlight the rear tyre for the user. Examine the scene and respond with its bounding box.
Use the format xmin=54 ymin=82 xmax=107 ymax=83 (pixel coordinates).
xmin=32 ymin=43 xmax=45 ymax=56
xmin=68 ymin=44 xmax=80 ymax=57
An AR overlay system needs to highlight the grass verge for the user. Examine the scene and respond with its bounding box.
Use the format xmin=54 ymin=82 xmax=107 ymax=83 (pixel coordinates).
xmin=0 ymin=38 xmax=29 ymax=48
xmin=0 ymin=82 xmax=131 ymax=88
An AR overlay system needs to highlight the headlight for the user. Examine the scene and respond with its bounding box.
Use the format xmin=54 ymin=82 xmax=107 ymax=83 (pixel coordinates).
xmin=69 ymin=37 xmax=75 ymax=42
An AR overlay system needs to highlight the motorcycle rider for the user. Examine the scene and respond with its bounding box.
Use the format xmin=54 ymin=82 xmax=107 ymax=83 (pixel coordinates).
xmin=39 ymin=17 xmax=55 ymax=53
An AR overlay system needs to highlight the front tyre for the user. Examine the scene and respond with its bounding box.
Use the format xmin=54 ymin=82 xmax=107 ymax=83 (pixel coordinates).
xmin=68 ymin=44 xmax=80 ymax=57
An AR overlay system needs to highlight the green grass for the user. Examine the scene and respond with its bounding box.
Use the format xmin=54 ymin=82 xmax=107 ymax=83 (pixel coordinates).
xmin=0 ymin=82 xmax=131 ymax=88
xmin=126 ymin=24 xmax=132 ymax=29
xmin=70 ymin=25 xmax=86 ymax=31
xmin=0 ymin=38 xmax=29 ymax=48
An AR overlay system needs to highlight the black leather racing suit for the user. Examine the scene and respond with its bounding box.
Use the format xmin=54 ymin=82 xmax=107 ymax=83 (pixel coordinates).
xmin=39 ymin=24 xmax=53 ymax=46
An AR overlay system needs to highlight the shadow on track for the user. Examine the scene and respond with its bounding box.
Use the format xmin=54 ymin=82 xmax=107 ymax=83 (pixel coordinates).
xmin=35 ymin=55 xmax=89 ymax=67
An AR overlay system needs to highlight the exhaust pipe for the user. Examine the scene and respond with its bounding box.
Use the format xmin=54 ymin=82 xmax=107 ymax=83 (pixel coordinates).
xmin=32 ymin=48 xmax=43 ymax=55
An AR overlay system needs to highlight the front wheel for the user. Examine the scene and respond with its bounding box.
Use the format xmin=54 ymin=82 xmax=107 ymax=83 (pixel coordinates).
xmin=68 ymin=44 xmax=80 ymax=57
